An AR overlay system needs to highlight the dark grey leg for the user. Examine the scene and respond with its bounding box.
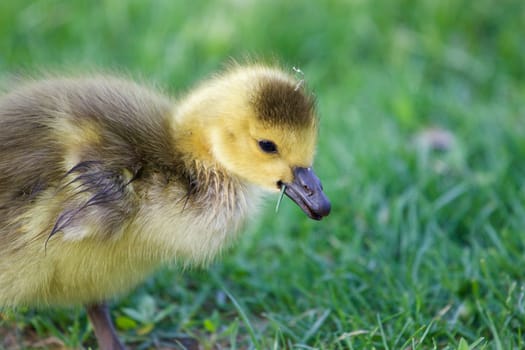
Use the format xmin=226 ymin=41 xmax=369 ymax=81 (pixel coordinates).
xmin=173 ymin=337 xmax=200 ymax=350
xmin=86 ymin=303 xmax=126 ymax=350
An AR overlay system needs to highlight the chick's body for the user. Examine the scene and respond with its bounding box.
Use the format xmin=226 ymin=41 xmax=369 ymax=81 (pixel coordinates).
xmin=0 ymin=65 xmax=330 ymax=349
xmin=0 ymin=76 xmax=257 ymax=307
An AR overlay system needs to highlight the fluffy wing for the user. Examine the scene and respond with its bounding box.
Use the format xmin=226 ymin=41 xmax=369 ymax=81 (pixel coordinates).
xmin=48 ymin=161 xmax=140 ymax=242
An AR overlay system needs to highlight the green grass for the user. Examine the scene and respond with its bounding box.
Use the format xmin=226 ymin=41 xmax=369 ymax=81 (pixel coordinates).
xmin=1 ymin=0 xmax=525 ymax=349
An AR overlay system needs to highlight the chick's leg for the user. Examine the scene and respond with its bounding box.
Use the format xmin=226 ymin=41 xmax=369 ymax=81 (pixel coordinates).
xmin=86 ymin=303 xmax=126 ymax=350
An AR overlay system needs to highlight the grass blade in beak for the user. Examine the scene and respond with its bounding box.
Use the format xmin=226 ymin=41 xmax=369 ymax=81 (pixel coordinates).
xmin=275 ymin=184 xmax=287 ymax=213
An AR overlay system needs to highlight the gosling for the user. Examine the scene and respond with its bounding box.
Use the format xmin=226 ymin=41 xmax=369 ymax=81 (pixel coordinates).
xmin=0 ymin=64 xmax=330 ymax=349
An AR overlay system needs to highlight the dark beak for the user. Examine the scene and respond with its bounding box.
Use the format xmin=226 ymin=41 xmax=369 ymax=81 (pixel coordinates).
xmin=282 ymin=167 xmax=331 ymax=220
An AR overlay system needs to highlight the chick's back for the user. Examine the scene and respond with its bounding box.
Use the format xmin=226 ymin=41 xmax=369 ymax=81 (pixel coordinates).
xmin=0 ymin=77 xmax=184 ymax=306
xmin=0 ymin=77 xmax=175 ymax=227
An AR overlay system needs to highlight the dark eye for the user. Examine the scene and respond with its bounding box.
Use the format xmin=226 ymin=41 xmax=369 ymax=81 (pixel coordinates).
xmin=258 ymin=140 xmax=278 ymax=154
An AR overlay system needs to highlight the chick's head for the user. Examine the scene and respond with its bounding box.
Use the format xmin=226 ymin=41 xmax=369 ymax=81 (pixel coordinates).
xmin=205 ymin=66 xmax=330 ymax=220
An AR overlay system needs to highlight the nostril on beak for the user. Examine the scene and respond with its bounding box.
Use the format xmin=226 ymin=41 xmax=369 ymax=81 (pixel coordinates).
xmin=302 ymin=184 xmax=313 ymax=196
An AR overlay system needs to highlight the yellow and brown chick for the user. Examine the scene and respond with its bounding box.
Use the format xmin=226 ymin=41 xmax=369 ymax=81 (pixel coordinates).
xmin=0 ymin=64 xmax=330 ymax=349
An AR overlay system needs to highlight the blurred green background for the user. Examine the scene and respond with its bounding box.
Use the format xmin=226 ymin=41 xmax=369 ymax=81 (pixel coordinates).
xmin=1 ymin=0 xmax=524 ymax=349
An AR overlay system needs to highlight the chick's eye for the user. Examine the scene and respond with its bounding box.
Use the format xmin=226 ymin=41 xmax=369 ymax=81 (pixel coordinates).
xmin=258 ymin=140 xmax=278 ymax=154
